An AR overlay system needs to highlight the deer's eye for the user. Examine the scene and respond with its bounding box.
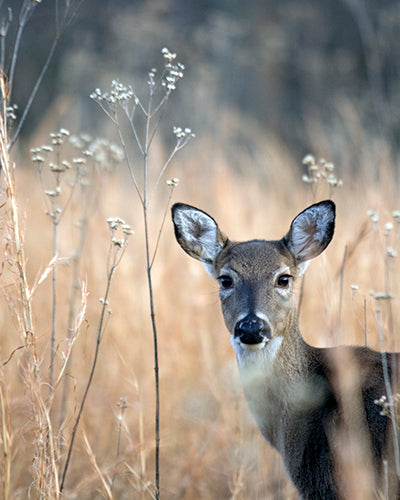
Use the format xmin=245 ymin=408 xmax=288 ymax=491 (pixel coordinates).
xmin=276 ymin=274 xmax=292 ymax=288
xmin=219 ymin=275 xmax=233 ymax=289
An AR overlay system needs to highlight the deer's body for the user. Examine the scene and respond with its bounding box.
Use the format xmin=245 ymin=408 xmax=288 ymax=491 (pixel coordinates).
xmin=172 ymin=200 xmax=400 ymax=499
xmin=238 ymin=337 xmax=395 ymax=499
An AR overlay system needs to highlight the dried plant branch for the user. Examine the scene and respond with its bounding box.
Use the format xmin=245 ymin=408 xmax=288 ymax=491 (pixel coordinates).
xmin=0 ymin=75 xmax=38 ymax=370
xmin=376 ymin=305 xmax=400 ymax=478
xmin=91 ymin=48 xmax=193 ymax=499
xmin=0 ymin=370 xmax=11 ymax=500
xmin=9 ymin=0 xmax=86 ymax=149
xmin=60 ymin=220 xmax=131 ymax=492
xmin=83 ymin=430 xmax=114 ymax=500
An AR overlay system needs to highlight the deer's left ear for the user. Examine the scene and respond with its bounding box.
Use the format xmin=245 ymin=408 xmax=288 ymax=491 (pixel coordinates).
xmin=172 ymin=203 xmax=229 ymax=274
xmin=283 ymin=200 xmax=335 ymax=266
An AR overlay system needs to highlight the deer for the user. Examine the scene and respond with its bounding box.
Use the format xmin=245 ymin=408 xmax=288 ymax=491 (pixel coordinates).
xmin=171 ymin=200 xmax=400 ymax=499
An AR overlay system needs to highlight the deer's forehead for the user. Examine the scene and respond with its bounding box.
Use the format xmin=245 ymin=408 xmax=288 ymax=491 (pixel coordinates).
xmin=217 ymin=240 xmax=293 ymax=275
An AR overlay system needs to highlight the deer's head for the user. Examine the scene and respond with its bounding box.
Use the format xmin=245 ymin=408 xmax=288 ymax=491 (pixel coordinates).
xmin=172 ymin=201 xmax=335 ymax=357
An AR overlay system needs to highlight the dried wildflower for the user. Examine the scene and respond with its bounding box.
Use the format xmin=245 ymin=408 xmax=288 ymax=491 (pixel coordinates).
xmin=122 ymin=224 xmax=134 ymax=236
xmin=386 ymin=247 xmax=397 ymax=258
xmin=370 ymin=291 xmax=395 ymax=300
xmin=117 ymin=396 xmax=128 ymax=413
xmin=161 ymin=48 xmax=185 ymax=92
xmin=90 ymin=79 xmax=134 ymax=106
xmin=167 ymin=178 xmax=179 ymax=187
xmin=49 ymin=162 xmax=66 ymax=173
xmin=301 ymin=154 xmax=342 ymax=194
xmin=302 ymin=154 xmax=316 ymax=167
xmin=88 ymin=138 xmax=124 ymax=167
xmin=384 ymin=222 xmax=393 ymax=233
xmin=107 ymin=217 xmax=124 ymax=230
xmin=6 ymin=104 xmax=17 ymax=121
xmin=106 ymin=217 xmax=133 ymax=248
xmin=69 ymin=134 xmax=84 ymax=149
xmin=112 ymin=238 xmax=124 ymax=247
xmin=72 ymin=157 xmax=86 ymax=165
xmin=61 ymin=160 xmax=71 ymax=169
xmin=161 ymin=47 xmax=176 ymax=62
xmin=173 ymin=126 xmax=195 ymax=140
xmin=324 ymin=162 xmax=334 ymax=172
xmin=31 ymin=152 xmax=45 ymax=164
xmin=374 ymin=393 xmax=400 ymax=419
xmin=44 ymin=190 xmax=59 ymax=197
xmin=367 ymin=210 xmax=379 ymax=224
xmin=392 ymin=211 xmax=400 ymax=223
xmin=108 ymin=216 xmax=125 ymax=225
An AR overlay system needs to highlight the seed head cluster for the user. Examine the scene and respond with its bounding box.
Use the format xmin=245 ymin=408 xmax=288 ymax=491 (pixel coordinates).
xmin=302 ymin=154 xmax=343 ymax=190
xmin=90 ymin=47 xmax=186 ymax=114
xmin=374 ymin=394 xmax=400 ymax=419
xmin=107 ymin=217 xmax=133 ymax=248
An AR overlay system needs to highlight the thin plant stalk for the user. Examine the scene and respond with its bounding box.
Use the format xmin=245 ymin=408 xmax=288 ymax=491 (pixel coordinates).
xmin=376 ymin=305 xmax=400 ymax=479
xmin=0 ymin=9 xmax=12 ymax=79
xmin=8 ymin=0 xmax=38 ymax=102
xmin=83 ymin=430 xmax=114 ymax=500
xmin=91 ymin=51 xmax=193 ymax=498
xmin=9 ymin=0 xmax=86 ymax=149
xmin=0 ymin=375 xmax=11 ymax=500
xmin=116 ymin=120 xmax=143 ymax=203
xmin=49 ymin=218 xmax=58 ymax=390
xmin=336 ymin=245 xmax=347 ymax=341
xmin=58 ymin=215 xmax=88 ymax=428
xmin=150 ymin=184 xmax=176 ymax=268
xmin=37 ymin=145 xmax=79 ymax=390
xmin=110 ymin=397 xmax=127 ymax=491
xmin=142 ymin=87 xmax=161 ymax=499
xmin=60 ymin=230 xmax=128 ymax=492
xmin=0 ymin=76 xmax=38 ymax=371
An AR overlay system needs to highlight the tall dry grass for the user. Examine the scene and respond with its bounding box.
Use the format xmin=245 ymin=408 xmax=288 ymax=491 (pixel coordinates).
xmin=1 ymin=100 xmax=399 ymax=499
xmin=0 ymin=7 xmax=399 ymax=495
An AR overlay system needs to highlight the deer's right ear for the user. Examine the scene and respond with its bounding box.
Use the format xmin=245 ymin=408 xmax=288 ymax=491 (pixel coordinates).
xmin=283 ymin=200 xmax=335 ymax=270
xmin=172 ymin=203 xmax=228 ymax=273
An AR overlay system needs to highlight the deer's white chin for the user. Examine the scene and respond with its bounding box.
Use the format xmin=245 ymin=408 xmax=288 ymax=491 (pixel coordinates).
xmin=231 ymin=335 xmax=283 ymax=366
xmin=240 ymin=340 xmax=268 ymax=351
xmin=231 ymin=336 xmax=268 ymax=351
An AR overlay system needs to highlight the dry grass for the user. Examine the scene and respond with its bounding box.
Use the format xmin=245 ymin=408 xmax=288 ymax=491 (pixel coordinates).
xmin=1 ymin=97 xmax=400 ymax=500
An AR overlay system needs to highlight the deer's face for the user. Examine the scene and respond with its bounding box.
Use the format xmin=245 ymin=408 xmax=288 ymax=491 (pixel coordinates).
xmin=172 ymin=200 xmax=335 ymax=355
xmin=213 ymin=239 xmax=299 ymax=351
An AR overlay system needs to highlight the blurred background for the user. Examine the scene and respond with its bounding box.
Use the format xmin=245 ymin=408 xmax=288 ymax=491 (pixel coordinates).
xmin=9 ymin=0 xmax=400 ymax=175
xmin=1 ymin=1 xmax=400 ymax=499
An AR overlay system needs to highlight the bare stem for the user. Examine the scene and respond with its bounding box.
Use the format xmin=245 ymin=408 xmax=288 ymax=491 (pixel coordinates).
xmin=337 ymin=245 xmax=347 ymax=341
xmin=59 ymin=255 xmax=120 ymax=492
xmin=58 ymin=214 xmax=89 ymax=429
xmin=49 ymin=219 xmax=58 ymax=390
xmin=9 ymin=0 xmax=86 ymax=149
xmin=0 ymin=376 xmax=11 ymax=500
xmin=149 ymin=145 xmax=178 ymax=204
xmin=376 ymin=306 xmax=400 ymax=478
xmin=117 ymin=119 xmax=143 ymax=203
xmin=143 ymin=88 xmax=161 ymax=500
xmin=150 ymin=185 xmax=175 ymax=268
xmin=0 ymin=76 xmax=38 ymax=371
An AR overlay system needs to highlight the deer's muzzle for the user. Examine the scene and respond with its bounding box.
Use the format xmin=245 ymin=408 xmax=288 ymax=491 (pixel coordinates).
xmin=234 ymin=314 xmax=271 ymax=345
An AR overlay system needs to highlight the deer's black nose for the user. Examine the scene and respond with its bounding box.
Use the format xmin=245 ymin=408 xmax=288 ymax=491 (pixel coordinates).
xmin=234 ymin=314 xmax=270 ymax=345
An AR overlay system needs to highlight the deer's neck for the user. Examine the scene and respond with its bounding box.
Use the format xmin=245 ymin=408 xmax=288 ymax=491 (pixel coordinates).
xmin=235 ymin=318 xmax=318 ymax=449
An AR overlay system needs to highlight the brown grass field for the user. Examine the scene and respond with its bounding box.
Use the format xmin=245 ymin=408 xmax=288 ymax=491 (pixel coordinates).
xmin=1 ymin=80 xmax=400 ymax=499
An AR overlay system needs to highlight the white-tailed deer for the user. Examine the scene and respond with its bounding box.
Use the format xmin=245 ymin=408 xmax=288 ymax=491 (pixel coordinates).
xmin=172 ymin=200 xmax=400 ymax=499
